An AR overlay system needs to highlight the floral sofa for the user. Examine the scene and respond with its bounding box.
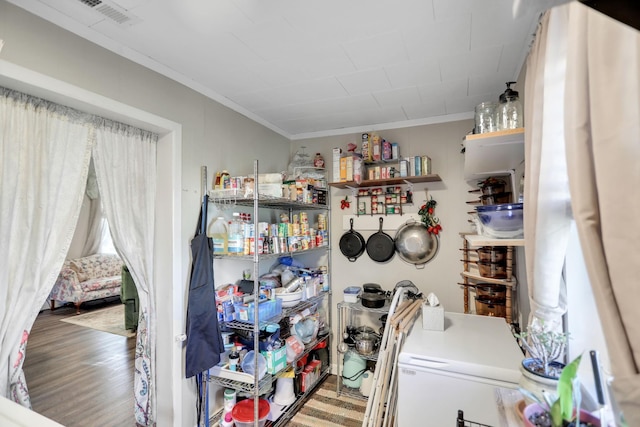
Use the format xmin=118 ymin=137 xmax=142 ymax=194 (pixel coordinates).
xmin=49 ymin=253 xmax=124 ymax=314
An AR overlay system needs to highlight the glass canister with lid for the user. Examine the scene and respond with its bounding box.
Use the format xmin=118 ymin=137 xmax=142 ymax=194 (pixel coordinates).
xmin=474 ymin=101 xmax=498 ymax=134
xmin=497 ymin=81 xmax=523 ymax=130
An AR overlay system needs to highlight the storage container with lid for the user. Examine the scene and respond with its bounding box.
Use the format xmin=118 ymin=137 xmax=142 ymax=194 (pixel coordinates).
xmin=231 ymin=398 xmax=270 ymax=427
xmin=343 ymin=286 xmax=361 ymax=303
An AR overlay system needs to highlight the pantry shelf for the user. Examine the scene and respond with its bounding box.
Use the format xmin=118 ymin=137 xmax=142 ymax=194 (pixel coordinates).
xmin=328 ymin=174 xmax=441 ymax=189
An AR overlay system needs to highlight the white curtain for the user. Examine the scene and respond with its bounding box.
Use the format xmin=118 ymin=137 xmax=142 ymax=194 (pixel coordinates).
xmin=0 ymin=88 xmax=92 ymax=405
xmin=523 ymin=7 xmax=573 ymax=331
xmin=92 ymin=122 xmax=157 ymax=426
xmin=80 ymin=158 xmax=106 ymax=256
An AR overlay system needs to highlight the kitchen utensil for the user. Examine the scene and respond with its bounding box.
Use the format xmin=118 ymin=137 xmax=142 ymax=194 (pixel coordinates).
xmin=353 ymin=330 xmax=381 ymax=356
xmin=339 ymin=218 xmax=366 ymax=262
xmin=479 ymin=178 xmax=506 ymax=195
xmin=467 ymin=260 xmax=507 ymax=279
xmin=474 ymin=296 xmax=506 ymax=317
xmin=480 ymin=192 xmax=511 ymax=205
xmin=394 ymin=219 xmax=440 ymax=268
xmin=590 ymin=350 xmax=607 ymax=424
xmin=475 ymin=283 xmax=507 ymax=299
xmin=360 ymin=291 xmax=386 ymax=308
xmin=366 ymin=217 xmax=395 ymax=262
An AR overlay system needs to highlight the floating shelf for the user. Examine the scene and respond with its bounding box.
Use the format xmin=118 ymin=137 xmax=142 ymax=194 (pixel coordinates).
xmin=464 ymin=234 xmax=524 ymax=247
xmin=328 ymin=174 xmax=441 ymax=189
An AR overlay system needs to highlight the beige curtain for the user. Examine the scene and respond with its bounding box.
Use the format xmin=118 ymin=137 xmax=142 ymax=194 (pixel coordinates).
xmin=564 ymin=3 xmax=640 ymax=425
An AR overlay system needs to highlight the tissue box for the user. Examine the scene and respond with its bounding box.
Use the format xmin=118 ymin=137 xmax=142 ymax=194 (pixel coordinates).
xmin=261 ymin=347 xmax=287 ymax=375
xmin=422 ymin=303 xmax=444 ymax=331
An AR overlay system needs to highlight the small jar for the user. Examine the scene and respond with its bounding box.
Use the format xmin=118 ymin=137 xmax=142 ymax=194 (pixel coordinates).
xmin=314 ymin=153 xmax=325 ymax=168
xmin=474 ymin=102 xmax=498 ymax=134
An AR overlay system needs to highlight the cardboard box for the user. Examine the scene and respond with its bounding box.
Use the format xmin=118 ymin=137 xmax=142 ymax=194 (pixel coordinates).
xmin=332 ymin=148 xmax=342 ymax=182
xmin=261 ymin=347 xmax=287 ymax=375
xmin=422 ymin=303 xmax=444 ymax=331
xmin=340 ymin=157 xmax=347 ymax=182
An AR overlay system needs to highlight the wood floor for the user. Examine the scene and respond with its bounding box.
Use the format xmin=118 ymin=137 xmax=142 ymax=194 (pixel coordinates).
xmin=23 ymin=298 xmax=136 ymax=427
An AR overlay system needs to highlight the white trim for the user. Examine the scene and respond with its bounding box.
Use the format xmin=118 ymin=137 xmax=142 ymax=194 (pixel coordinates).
xmin=0 ymin=59 xmax=183 ymax=427
xmin=290 ymin=111 xmax=475 ymax=140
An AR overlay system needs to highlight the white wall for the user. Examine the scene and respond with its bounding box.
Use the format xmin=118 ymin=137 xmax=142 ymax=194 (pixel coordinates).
xmin=0 ymin=2 xmax=290 ymax=426
xmin=294 ymin=120 xmax=502 ymax=369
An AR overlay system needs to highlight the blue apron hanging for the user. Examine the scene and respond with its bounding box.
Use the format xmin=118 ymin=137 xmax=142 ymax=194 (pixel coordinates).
xmin=186 ymin=196 xmax=224 ymax=425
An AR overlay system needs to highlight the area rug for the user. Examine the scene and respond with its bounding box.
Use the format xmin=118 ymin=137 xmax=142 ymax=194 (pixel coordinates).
xmin=60 ymin=304 xmax=136 ymax=338
xmin=288 ymin=375 xmax=366 ymax=427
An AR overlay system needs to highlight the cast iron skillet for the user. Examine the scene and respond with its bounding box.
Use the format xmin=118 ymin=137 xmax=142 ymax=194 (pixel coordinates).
xmin=366 ymin=217 xmax=395 ymax=262
xmin=339 ymin=218 xmax=366 ymax=262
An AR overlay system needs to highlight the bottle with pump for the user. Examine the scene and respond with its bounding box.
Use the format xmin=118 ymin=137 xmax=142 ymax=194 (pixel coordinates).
xmin=208 ymin=216 xmax=228 ymax=255
xmin=497 ymin=82 xmax=523 ymax=130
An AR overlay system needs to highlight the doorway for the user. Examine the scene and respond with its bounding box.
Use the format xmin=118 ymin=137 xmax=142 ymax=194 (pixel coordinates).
xmin=0 ymin=59 xmax=183 ymax=426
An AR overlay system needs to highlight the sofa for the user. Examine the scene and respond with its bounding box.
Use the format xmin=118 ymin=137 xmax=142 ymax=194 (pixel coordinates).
xmin=49 ymin=253 xmax=124 ymax=314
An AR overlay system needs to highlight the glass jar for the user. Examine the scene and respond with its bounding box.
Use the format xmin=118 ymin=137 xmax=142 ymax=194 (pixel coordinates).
xmin=497 ymin=82 xmax=523 ymax=130
xmin=474 ymin=102 xmax=497 ymax=134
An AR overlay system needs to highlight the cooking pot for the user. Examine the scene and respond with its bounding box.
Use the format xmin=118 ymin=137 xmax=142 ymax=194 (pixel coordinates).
xmin=339 ymin=218 xmax=365 ymax=262
xmin=360 ymin=292 xmax=386 ymax=308
xmin=477 ymin=246 xmax=507 ymax=263
xmin=363 ymin=283 xmax=384 ymax=294
xmin=479 ymin=179 xmax=506 ymax=195
xmin=366 ymin=217 xmax=395 ymax=262
xmin=353 ymin=330 xmax=380 ymax=356
xmin=394 ymin=219 xmax=439 ymax=268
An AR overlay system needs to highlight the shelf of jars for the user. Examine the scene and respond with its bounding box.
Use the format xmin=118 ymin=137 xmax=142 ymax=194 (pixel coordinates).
xmin=328 ymin=173 xmax=441 ymax=189
xmin=212 ymin=245 xmax=329 ymax=260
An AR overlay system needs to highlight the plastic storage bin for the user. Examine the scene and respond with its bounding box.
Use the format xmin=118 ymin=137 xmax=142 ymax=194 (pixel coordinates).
xmin=343 ymin=286 xmax=361 ymax=303
xmin=234 ymin=299 xmax=282 ymax=323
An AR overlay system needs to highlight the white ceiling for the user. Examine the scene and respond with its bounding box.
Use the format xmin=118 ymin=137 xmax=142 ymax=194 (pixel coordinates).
xmin=8 ymin=0 xmax=542 ymax=139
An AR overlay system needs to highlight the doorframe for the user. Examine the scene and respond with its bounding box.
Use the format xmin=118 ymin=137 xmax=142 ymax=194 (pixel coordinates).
xmin=0 ymin=59 xmax=184 ymax=427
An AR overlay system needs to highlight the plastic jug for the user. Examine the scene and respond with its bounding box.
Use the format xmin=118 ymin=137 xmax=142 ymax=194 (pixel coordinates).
xmin=208 ymin=216 xmax=228 ymax=255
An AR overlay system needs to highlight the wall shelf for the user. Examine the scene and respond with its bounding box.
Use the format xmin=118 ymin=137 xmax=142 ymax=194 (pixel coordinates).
xmin=328 ymin=174 xmax=441 ymax=189
xmin=463 ymin=128 xmax=524 ymax=181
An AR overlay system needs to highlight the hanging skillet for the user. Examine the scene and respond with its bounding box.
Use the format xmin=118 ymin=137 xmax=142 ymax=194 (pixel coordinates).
xmin=340 ymin=218 xmax=366 ymax=262
xmin=366 ymin=217 xmax=395 ymax=263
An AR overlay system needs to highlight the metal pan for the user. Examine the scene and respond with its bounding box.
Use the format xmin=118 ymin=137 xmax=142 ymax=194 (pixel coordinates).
xmin=366 ymin=217 xmax=395 ymax=263
xmin=394 ymin=219 xmax=439 ymax=269
xmin=339 ymin=218 xmax=365 ymax=262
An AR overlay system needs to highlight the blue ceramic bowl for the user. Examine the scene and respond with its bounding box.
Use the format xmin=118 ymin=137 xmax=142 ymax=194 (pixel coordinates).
xmin=475 ymin=203 xmax=523 ymax=238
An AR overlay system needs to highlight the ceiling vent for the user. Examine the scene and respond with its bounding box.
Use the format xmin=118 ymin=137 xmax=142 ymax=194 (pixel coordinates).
xmin=77 ymin=0 xmax=140 ymax=25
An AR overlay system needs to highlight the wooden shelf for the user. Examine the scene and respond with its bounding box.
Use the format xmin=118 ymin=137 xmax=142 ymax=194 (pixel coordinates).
xmin=461 ymin=272 xmax=517 ymax=287
xmin=328 ymin=174 xmax=441 ymax=189
xmin=464 ymin=234 xmax=524 ymax=247
xmin=463 ymin=128 xmax=524 ymax=142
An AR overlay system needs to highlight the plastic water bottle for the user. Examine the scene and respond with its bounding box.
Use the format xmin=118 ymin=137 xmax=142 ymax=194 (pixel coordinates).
xmin=208 ymin=216 xmax=228 ymax=255
xmin=227 ymin=213 xmax=244 ymax=255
